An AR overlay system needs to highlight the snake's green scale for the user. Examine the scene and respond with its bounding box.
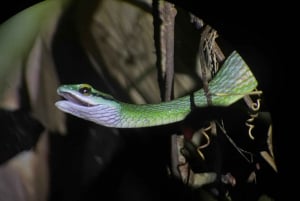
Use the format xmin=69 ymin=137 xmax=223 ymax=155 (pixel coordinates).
xmin=55 ymin=51 xmax=258 ymax=128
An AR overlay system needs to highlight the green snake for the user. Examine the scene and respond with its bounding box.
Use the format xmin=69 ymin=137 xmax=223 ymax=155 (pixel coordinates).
xmin=55 ymin=51 xmax=258 ymax=128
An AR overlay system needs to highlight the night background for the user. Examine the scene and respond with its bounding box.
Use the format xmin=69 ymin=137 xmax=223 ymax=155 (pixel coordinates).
xmin=0 ymin=0 xmax=292 ymax=200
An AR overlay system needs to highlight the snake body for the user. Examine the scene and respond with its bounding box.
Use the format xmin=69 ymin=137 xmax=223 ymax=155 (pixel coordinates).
xmin=55 ymin=51 xmax=258 ymax=128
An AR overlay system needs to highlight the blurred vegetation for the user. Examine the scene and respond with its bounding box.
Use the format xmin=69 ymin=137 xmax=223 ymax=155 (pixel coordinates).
xmin=0 ymin=0 xmax=279 ymax=201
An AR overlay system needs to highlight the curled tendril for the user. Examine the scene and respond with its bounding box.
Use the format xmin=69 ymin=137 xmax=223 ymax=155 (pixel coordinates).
xmin=250 ymin=98 xmax=261 ymax=111
xmin=245 ymin=97 xmax=261 ymax=140
xmin=198 ymin=129 xmax=211 ymax=149
xmin=196 ymin=148 xmax=206 ymax=160
xmin=196 ymin=123 xmax=212 ymax=160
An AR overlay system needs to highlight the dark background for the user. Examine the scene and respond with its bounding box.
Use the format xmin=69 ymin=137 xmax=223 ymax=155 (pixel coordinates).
xmin=1 ymin=0 xmax=292 ymax=200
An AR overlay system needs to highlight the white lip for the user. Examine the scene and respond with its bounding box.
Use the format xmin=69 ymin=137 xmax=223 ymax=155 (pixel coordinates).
xmin=55 ymin=100 xmax=98 ymax=113
xmin=57 ymin=91 xmax=96 ymax=107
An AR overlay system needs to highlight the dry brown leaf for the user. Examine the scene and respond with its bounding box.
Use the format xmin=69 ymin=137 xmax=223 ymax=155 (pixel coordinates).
xmin=0 ymin=132 xmax=49 ymax=201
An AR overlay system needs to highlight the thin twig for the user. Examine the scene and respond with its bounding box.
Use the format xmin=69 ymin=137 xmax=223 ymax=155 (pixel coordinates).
xmin=199 ymin=26 xmax=212 ymax=105
xmin=216 ymin=120 xmax=254 ymax=164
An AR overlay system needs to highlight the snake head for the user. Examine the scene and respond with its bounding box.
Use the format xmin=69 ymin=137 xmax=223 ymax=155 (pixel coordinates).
xmin=55 ymin=84 xmax=121 ymax=127
xmin=56 ymin=83 xmax=115 ymax=107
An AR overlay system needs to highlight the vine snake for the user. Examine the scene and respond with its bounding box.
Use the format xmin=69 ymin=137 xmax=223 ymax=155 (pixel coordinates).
xmin=55 ymin=51 xmax=258 ymax=128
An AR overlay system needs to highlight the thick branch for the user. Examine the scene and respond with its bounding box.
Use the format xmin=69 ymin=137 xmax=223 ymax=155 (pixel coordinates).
xmin=153 ymin=0 xmax=177 ymax=101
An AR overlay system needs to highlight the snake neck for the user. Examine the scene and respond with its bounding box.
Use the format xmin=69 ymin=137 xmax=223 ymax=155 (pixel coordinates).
xmin=118 ymin=95 xmax=199 ymax=128
xmin=56 ymin=51 xmax=258 ymax=129
xmin=116 ymin=51 xmax=258 ymax=128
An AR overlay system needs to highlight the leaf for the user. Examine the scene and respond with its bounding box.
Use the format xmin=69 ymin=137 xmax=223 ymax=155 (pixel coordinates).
xmin=0 ymin=132 xmax=49 ymax=201
xmin=0 ymin=0 xmax=71 ymax=133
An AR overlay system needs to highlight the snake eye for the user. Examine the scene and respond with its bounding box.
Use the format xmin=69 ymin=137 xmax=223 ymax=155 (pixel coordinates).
xmin=79 ymin=84 xmax=92 ymax=96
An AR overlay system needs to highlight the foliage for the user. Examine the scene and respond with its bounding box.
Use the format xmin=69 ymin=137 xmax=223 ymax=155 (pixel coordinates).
xmin=0 ymin=0 xmax=278 ymax=200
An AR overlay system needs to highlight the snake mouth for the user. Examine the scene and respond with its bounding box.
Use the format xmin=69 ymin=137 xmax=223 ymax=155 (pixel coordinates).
xmin=57 ymin=91 xmax=96 ymax=107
